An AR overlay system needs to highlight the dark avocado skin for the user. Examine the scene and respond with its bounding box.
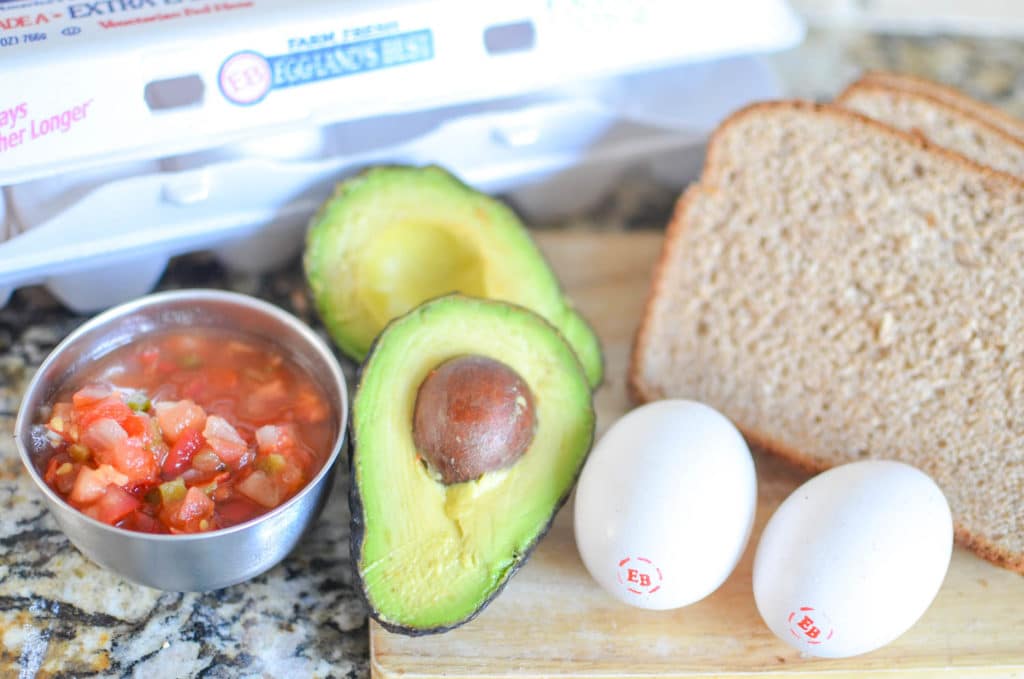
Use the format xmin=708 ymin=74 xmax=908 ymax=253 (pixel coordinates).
xmin=346 ymin=294 xmax=597 ymax=636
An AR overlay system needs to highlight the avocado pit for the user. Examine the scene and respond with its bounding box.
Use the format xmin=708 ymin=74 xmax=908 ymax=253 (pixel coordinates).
xmin=413 ymin=355 xmax=536 ymax=484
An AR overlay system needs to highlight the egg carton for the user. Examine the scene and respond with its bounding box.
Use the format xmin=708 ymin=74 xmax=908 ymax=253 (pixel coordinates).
xmin=0 ymin=0 xmax=803 ymax=311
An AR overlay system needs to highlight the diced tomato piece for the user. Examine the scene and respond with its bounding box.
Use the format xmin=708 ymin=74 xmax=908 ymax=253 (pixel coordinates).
xmin=243 ymin=380 xmax=288 ymax=421
xmin=70 ymin=464 xmax=130 ymax=504
xmin=254 ymin=425 xmax=316 ymax=482
xmin=254 ymin=424 xmax=299 ymax=454
xmin=181 ymin=376 xmax=206 ymax=401
xmin=44 ymin=455 xmax=78 ymax=494
xmin=53 ymin=463 xmax=80 ymax=495
xmin=285 ymin=445 xmax=315 ymax=476
xmin=202 ymin=415 xmax=249 ymax=464
xmin=146 ymin=417 xmax=170 ymax=465
xmin=99 ymin=464 xmax=131 ymax=485
xmin=76 ymin=395 xmax=133 ymax=429
xmin=119 ymin=416 xmax=164 ymax=477
xmin=82 ymin=485 xmax=140 ymax=525
xmin=254 ymin=424 xmax=278 ymax=453
xmin=190 ymin=450 xmax=224 ymax=474
xmin=162 ymin=428 xmax=205 ymax=479
xmin=121 ymin=509 xmax=166 ymax=534
xmin=167 ymin=334 xmax=201 ymax=354
xmin=105 ymin=442 xmax=159 ymax=485
xmin=153 ymin=399 xmax=206 ymax=444
xmin=72 ymin=384 xmax=114 ymax=409
xmin=217 ymin=497 xmax=264 ymax=526
xmin=178 ymin=487 xmax=215 ymax=523
xmin=81 ymin=418 xmax=128 ymax=452
xmin=207 ymin=367 xmax=239 ymax=391
xmin=121 ymin=414 xmax=149 ymax=438
xmin=210 ymin=483 xmax=233 ymax=503
xmin=235 ymin=470 xmax=280 ymax=508
xmin=70 ymin=468 xmax=107 ymax=505
xmin=278 ymin=462 xmax=304 ymax=495
xmin=160 ymin=487 xmax=216 ymax=533
xmin=43 ymin=455 xmax=65 ymax=487
xmin=79 ymin=419 xmax=153 ymax=489
xmin=139 ymin=346 xmax=160 ymax=368
xmin=295 ymin=387 xmax=329 ymax=424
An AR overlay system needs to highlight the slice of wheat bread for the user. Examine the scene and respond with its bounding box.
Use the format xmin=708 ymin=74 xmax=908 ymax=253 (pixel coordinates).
xmin=857 ymin=71 xmax=1024 ymax=142
xmin=630 ymin=100 xmax=1024 ymax=574
xmin=837 ymin=80 xmax=1024 ymax=179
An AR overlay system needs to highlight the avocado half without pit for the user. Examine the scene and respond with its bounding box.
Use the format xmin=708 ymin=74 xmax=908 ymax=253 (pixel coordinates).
xmin=303 ymin=165 xmax=603 ymax=388
xmin=350 ymin=295 xmax=595 ymax=634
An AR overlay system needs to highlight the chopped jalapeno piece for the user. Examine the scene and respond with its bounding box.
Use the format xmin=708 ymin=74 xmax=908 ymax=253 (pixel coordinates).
xmin=126 ymin=391 xmax=151 ymax=412
xmin=159 ymin=478 xmax=187 ymax=504
xmin=68 ymin=443 xmax=91 ymax=463
xmin=178 ymin=353 xmax=203 ymax=369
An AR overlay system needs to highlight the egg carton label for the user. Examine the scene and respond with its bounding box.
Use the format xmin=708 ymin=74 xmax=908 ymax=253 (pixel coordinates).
xmin=0 ymin=0 xmax=256 ymax=41
xmin=218 ymin=28 xmax=434 ymax=106
xmin=0 ymin=98 xmax=94 ymax=155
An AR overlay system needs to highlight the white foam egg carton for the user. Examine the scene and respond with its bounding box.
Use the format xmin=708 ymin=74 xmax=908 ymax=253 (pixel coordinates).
xmin=0 ymin=0 xmax=803 ymax=311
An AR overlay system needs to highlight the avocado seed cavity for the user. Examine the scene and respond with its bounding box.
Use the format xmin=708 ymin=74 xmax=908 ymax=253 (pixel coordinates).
xmin=413 ymin=355 xmax=537 ymax=485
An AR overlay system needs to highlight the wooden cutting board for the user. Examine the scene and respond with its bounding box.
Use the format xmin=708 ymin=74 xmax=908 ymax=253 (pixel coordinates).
xmin=370 ymin=231 xmax=1024 ymax=678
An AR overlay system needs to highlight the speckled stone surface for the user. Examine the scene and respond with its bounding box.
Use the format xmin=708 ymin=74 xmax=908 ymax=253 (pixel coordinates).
xmin=770 ymin=27 xmax=1024 ymax=113
xmin=0 ymin=269 xmax=368 ymax=679
xmin=2 ymin=26 xmax=1023 ymax=679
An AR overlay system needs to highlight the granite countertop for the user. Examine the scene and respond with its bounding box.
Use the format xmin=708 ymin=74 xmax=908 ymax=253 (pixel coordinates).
xmin=0 ymin=269 xmax=370 ymax=678
xmin=2 ymin=27 xmax=1023 ymax=678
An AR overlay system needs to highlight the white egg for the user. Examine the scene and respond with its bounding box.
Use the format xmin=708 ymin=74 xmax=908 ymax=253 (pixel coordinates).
xmin=753 ymin=460 xmax=953 ymax=658
xmin=574 ymin=400 xmax=757 ymax=609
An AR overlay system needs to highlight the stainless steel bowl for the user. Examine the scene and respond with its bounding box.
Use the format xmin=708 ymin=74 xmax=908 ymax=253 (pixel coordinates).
xmin=14 ymin=289 xmax=348 ymax=591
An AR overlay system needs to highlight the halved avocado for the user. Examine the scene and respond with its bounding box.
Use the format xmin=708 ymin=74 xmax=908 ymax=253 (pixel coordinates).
xmin=304 ymin=165 xmax=603 ymax=387
xmin=350 ymin=294 xmax=595 ymax=634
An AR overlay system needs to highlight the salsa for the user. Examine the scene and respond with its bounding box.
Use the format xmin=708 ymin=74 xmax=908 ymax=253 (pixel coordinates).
xmin=37 ymin=329 xmax=334 ymax=534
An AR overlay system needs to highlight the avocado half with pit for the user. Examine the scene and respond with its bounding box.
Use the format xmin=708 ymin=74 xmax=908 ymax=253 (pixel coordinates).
xmin=351 ymin=294 xmax=595 ymax=634
xmin=304 ymin=165 xmax=603 ymax=388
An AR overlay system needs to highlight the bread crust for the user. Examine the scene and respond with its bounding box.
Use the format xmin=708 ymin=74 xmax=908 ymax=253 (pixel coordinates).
xmin=627 ymin=182 xmax=704 ymax=405
xmin=836 ymin=79 xmax=1024 ymax=160
xmin=742 ymin=428 xmax=1024 ymax=575
xmin=857 ymin=70 xmax=1024 ymax=140
xmin=629 ymin=99 xmax=1024 ymax=574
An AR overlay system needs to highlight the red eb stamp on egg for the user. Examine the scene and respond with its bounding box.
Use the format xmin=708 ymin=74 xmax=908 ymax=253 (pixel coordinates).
xmin=787 ymin=606 xmax=835 ymax=645
xmin=616 ymin=556 xmax=663 ymax=595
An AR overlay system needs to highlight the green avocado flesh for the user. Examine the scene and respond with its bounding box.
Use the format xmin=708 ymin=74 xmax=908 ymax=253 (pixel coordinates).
xmin=351 ymin=295 xmax=595 ymax=633
xmin=303 ymin=165 xmax=603 ymax=388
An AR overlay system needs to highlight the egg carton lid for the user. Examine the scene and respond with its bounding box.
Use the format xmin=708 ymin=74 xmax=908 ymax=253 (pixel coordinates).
xmin=0 ymin=0 xmax=803 ymax=186
xmin=0 ymin=53 xmax=787 ymax=311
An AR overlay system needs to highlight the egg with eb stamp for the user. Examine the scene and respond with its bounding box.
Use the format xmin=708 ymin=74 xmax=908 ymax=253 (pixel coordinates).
xmin=753 ymin=460 xmax=953 ymax=658
xmin=574 ymin=400 xmax=757 ymax=610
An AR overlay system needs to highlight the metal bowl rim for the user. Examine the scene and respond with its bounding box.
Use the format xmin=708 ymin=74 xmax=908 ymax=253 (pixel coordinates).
xmin=14 ymin=288 xmax=349 ymax=544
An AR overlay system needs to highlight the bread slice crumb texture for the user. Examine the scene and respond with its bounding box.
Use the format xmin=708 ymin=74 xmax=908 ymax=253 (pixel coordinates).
xmin=858 ymin=71 xmax=1024 ymax=143
xmin=633 ymin=101 xmax=1024 ymax=572
xmin=838 ymin=82 xmax=1024 ymax=179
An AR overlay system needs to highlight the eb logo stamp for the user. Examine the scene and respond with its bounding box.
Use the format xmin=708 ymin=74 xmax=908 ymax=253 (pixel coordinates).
xmin=219 ymin=51 xmax=272 ymax=106
xmin=787 ymin=606 xmax=835 ymax=646
xmin=616 ymin=556 xmax=663 ymax=595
